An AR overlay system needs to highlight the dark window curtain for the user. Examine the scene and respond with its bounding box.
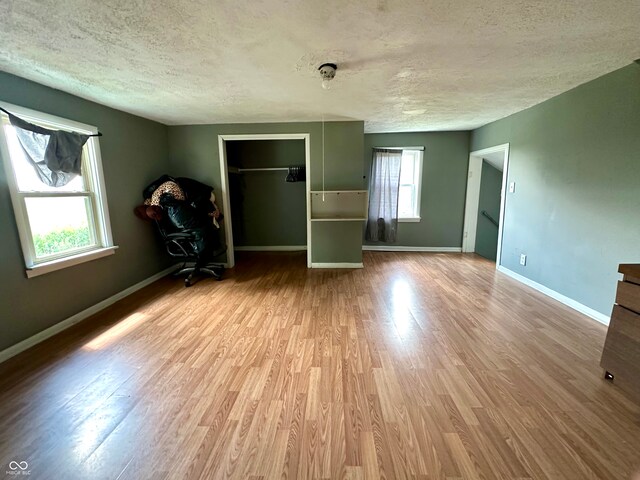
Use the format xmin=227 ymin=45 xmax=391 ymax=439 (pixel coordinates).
xmin=365 ymin=148 xmax=402 ymax=243
xmin=13 ymin=128 xmax=79 ymax=187
xmin=0 ymin=107 xmax=91 ymax=187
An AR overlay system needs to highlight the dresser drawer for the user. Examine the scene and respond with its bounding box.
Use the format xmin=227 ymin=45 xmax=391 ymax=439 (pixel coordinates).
xmin=616 ymin=280 xmax=640 ymax=314
xmin=601 ymin=305 xmax=640 ymax=399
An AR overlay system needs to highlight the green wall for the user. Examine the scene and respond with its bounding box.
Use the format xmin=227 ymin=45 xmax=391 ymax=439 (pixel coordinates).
xmin=363 ymin=131 xmax=470 ymax=247
xmin=471 ymin=63 xmax=640 ymax=316
xmin=0 ymin=71 xmax=172 ymax=352
xmin=167 ymin=121 xmax=364 ymax=264
xmin=226 ymin=140 xmax=306 ymax=247
xmin=475 ymin=161 xmax=502 ymax=261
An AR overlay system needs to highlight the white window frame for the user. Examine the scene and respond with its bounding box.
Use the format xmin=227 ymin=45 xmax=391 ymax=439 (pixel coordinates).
xmin=398 ymin=148 xmax=423 ymax=222
xmin=0 ymin=101 xmax=117 ymax=278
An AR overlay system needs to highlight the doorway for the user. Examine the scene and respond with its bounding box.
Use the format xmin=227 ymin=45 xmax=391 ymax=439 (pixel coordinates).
xmin=462 ymin=144 xmax=510 ymax=266
xmin=218 ymin=134 xmax=311 ymax=268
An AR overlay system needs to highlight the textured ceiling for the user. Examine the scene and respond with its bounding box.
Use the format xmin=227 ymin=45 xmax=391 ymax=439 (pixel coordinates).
xmin=1 ymin=0 xmax=639 ymax=132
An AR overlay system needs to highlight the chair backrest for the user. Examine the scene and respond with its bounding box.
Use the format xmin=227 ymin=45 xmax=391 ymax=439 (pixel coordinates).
xmin=154 ymin=219 xmax=198 ymax=259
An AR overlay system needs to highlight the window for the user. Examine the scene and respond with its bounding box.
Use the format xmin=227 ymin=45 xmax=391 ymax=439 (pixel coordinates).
xmin=398 ymin=149 xmax=423 ymax=221
xmin=0 ymin=102 xmax=115 ymax=277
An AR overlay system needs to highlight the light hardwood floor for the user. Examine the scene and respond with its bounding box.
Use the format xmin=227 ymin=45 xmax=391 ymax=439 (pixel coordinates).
xmin=0 ymin=252 xmax=639 ymax=479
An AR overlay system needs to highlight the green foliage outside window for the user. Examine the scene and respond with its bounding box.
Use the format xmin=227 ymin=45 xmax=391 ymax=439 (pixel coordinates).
xmin=33 ymin=226 xmax=91 ymax=257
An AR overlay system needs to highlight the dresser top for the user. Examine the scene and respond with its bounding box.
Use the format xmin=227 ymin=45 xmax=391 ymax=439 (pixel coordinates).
xmin=619 ymin=264 xmax=640 ymax=278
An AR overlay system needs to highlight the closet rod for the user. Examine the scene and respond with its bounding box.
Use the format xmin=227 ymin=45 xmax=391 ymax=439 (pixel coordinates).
xmin=238 ymin=167 xmax=290 ymax=172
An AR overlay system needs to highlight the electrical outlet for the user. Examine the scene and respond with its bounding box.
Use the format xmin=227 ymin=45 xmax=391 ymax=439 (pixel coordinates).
xmin=509 ymin=181 xmax=516 ymax=193
xmin=520 ymin=254 xmax=527 ymax=266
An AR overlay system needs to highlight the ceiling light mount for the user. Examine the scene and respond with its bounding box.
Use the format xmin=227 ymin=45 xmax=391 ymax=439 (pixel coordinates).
xmin=318 ymin=63 xmax=337 ymax=89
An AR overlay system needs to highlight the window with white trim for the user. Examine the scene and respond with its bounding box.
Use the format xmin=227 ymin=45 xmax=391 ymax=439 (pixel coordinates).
xmin=398 ymin=149 xmax=423 ymax=221
xmin=0 ymin=103 xmax=115 ymax=277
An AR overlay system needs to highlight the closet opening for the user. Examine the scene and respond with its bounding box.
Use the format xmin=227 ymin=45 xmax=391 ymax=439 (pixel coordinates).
xmin=218 ymin=134 xmax=311 ymax=268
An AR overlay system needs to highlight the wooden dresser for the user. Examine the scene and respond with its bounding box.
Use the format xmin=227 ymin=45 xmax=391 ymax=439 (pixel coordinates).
xmin=600 ymin=264 xmax=640 ymax=400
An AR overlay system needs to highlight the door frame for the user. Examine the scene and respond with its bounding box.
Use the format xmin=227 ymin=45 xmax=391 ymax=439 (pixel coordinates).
xmin=462 ymin=143 xmax=510 ymax=267
xmin=218 ymin=133 xmax=311 ymax=268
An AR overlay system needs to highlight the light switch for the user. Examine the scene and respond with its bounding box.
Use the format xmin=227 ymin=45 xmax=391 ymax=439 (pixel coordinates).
xmin=509 ymin=181 xmax=516 ymax=193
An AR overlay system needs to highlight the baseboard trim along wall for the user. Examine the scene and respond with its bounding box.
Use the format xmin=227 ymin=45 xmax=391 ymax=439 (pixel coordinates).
xmin=234 ymin=246 xmax=307 ymax=251
xmin=497 ymin=265 xmax=610 ymax=326
xmin=363 ymin=246 xmax=462 ymax=252
xmin=311 ymin=263 xmax=364 ymax=269
xmin=0 ymin=264 xmax=179 ymax=364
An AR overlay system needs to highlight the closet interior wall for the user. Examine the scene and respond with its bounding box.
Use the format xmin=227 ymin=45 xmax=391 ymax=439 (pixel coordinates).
xmin=226 ymin=140 xmax=306 ymax=249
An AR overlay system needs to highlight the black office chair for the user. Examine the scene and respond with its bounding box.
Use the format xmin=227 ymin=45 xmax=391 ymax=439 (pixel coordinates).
xmin=156 ymin=218 xmax=225 ymax=287
xmin=137 ymin=175 xmax=226 ymax=287
xmin=156 ymin=222 xmax=225 ymax=287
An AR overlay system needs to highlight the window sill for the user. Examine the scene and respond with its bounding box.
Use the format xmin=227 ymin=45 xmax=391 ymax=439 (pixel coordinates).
xmin=399 ymin=217 xmax=421 ymax=223
xmin=26 ymin=246 xmax=119 ymax=278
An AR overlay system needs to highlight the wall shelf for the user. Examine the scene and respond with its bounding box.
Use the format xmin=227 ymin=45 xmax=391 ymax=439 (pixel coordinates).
xmin=311 ymin=217 xmax=366 ymax=222
xmin=310 ymin=190 xmax=368 ymax=222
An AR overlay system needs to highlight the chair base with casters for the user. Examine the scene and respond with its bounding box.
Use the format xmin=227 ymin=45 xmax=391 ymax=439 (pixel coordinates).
xmin=163 ymin=228 xmax=226 ymax=287
xmin=173 ymin=262 xmax=224 ymax=287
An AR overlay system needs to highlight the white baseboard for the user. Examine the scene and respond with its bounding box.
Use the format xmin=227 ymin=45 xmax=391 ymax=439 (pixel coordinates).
xmin=497 ymin=266 xmax=610 ymax=325
xmin=0 ymin=264 xmax=179 ymax=364
xmin=234 ymin=246 xmax=307 ymax=251
xmin=363 ymin=246 xmax=462 ymax=252
xmin=311 ymin=262 xmax=364 ymax=269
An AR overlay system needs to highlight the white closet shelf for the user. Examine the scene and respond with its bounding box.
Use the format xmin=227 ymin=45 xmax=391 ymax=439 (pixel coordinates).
xmin=310 ymin=190 xmax=368 ymax=222
xmin=311 ymin=217 xmax=366 ymax=222
xmin=310 ymin=190 xmax=367 ymax=194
